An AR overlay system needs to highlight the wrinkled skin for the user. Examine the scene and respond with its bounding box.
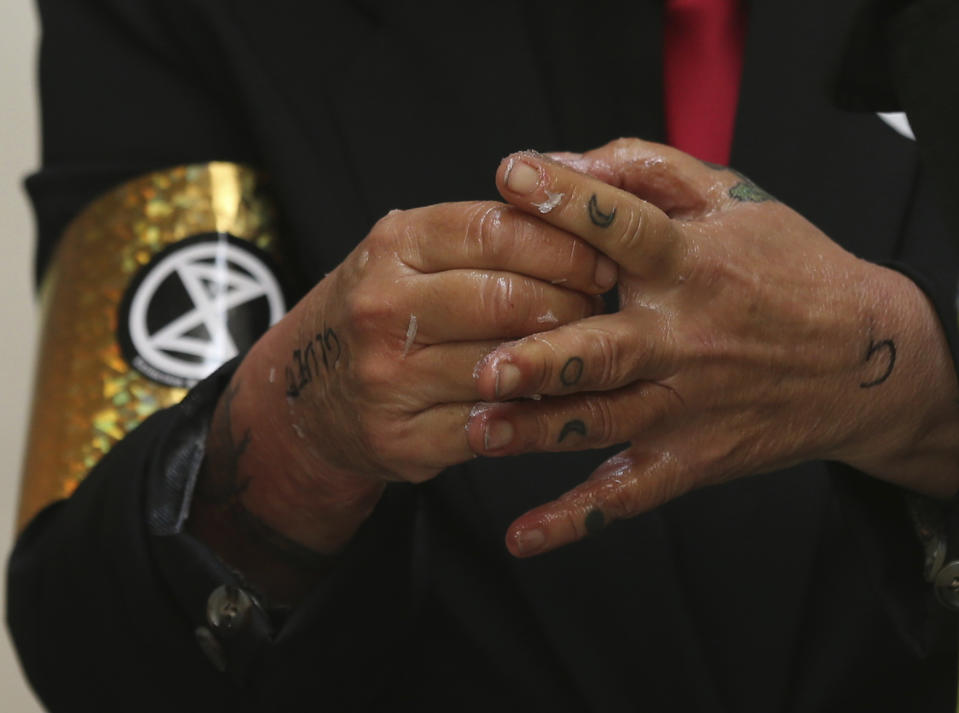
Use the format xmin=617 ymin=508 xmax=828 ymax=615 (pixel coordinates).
xmin=199 ymin=200 xmax=616 ymax=554
xmin=198 ymin=139 xmax=959 ymax=585
xmin=466 ymin=139 xmax=959 ymax=557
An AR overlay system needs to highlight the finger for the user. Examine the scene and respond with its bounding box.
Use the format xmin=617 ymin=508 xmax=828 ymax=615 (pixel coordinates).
xmin=496 ymin=151 xmax=685 ymax=278
xmin=401 ymin=341 xmax=500 ymax=403
xmin=578 ymin=138 xmax=717 ymax=216
xmin=578 ymin=138 xmax=772 ymax=217
xmin=376 ymin=402 xmax=478 ymax=482
xmin=472 ymin=311 xmax=674 ymax=401
xmin=543 ymin=152 xmax=619 ymax=186
xmin=502 ymin=449 xmax=690 ymax=557
xmin=465 ymin=380 xmax=682 ymax=456
xmin=390 ymin=201 xmax=618 ymax=294
xmin=404 ymin=269 xmax=602 ymax=343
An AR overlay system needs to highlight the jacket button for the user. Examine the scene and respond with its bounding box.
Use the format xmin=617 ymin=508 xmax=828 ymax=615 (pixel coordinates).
xmin=195 ymin=626 xmax=228 ymax=672
xmin=206 ymin=584 xmax=254 ymax=633
xmin=934 ymin=561 xmax=959 ymax=611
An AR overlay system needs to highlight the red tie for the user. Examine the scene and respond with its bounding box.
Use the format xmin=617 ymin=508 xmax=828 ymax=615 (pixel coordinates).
xmin=663 ymin=0 xmax=747 ymax=166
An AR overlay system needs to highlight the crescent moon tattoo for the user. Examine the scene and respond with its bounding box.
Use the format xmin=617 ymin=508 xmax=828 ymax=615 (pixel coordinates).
xmin=859 ymin=338 xmax=896 ymax=388
xmin=587 ymin=194 xmax=616 ymax=227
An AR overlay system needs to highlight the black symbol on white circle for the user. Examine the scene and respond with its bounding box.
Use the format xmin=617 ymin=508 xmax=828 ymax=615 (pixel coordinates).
xmin=123 ymin=236 xmax=285 ymax=386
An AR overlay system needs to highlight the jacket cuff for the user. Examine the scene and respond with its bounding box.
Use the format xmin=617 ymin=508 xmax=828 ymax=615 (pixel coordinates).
xmin=145 ymin=358 xmax=425 ymax=705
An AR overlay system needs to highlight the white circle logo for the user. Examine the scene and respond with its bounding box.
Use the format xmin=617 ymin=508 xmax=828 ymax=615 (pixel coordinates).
xmin=121 ymin=235 xmax=285 ymax=386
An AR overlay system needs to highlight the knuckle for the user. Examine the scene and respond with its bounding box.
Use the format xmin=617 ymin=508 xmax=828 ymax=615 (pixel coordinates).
xmin=561 ymin=507 xmax=585 ymax=542
xmin=616 ymin=205 xmax=646 ymax=256
xmin=352 ymin=353 xmax=396 ymax=394
xmin=519 ymin=334 xmax=558 ymax=394
xmin=482 ymin=274 xmax=530 ymax=328
xmin=466 ymin=202 xmax=506 ymax=261
xmin=589 ymin=327 xmax=621 ymax=387
xmin=608 ymin=137 xmax=638 ymax=154
xmin=369 ymin=210 xmax=405 ymax=247
xmin=556 ymin=183 xmax=584 ymax=223
xmin=362 ymin=415 xmax=418 ymax=466
xmin=371 ymin=209 xmax=401 ymax=234
xmin=649 ymin=469 xmax=685 ymax=508
xmin=370 ymin=208 xmax=424 ymax=261
xmin=529 ymin=410 xmax=554 ymax=450
xmin=583 ymin=396 xmax=617 ymax=446
xmin=601 ymin=484 xmax=636 ymax=521
xmin=343 ymin=289 xmax=396 ymax=334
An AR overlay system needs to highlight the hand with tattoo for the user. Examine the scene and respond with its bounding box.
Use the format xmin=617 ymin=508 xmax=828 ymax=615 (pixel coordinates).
xmin=190 ymin=199 xmax=617 ymax=593
xmin=467 ymin=138 xmax=959 ymax=558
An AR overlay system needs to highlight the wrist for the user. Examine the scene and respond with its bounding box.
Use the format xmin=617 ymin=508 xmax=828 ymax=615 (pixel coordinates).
xmin=187 ymin=305 xmax=385 ymax=600
xmin=836 ymin=263 xmax=959 ymax=496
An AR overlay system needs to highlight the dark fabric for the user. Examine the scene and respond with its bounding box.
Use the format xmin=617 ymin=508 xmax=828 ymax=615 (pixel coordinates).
xmin=836 ymin=0 xmax=959 ymax=239
xmin=8 ymin=0 xmax=959 ymax=711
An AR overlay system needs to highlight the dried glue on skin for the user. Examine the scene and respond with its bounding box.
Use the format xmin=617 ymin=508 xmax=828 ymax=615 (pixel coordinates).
xmin=536 ymin=310 xmax=558 ymax=327
xmin=401 ymin=314 xmax=418 ymax=358
xmin=532 ymin=190 xmax=565 ymax=214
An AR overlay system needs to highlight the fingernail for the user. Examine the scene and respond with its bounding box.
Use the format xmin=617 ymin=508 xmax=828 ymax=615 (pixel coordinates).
xmin=514 ymin=528 xmax=546 ymax=556
xmin=495 ymin=363 xmax=522 ymax=398
xmin=594 ymin=255 xmax=618 ymax=290
xmin=505 ymin=159 xmax=540 ymax=195
xmin=484 ymin=420 xmax=514 ymax=450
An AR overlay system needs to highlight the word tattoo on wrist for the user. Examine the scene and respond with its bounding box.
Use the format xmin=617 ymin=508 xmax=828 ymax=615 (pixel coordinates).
xmin=559 ymin=356 xmax=584 ymax=387
xmin=587 ymin=194 xmax=617 ymax=227
xmin=285 ymin=326 xmax=341 ymax=398
xmin=558 ymin=419 xmax=587 ymax=443
xmin=859 ymin=337 xmax=896 ymax=388
xmin=584 ymin=508 xmax=606 ymax=535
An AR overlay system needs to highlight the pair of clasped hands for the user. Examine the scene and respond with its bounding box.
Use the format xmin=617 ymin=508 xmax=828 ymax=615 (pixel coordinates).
xmin=227 ymin=138 xmax=959 ymax=566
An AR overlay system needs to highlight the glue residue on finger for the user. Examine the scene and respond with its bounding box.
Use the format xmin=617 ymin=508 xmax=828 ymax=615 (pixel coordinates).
xmin=532 ymin=190 xmax=565 ymax=214
xmin=401 ymin=314 xmax=418 ymax=358
xmin=536 ymin=309 xmax=558 ymax=327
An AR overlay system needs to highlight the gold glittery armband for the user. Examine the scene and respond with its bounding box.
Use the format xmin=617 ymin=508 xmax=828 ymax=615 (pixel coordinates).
xmin=18 ymin=163 xmax=286 ymax=532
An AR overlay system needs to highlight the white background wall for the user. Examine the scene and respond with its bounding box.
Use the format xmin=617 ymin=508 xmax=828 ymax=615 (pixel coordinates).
xmin=1 ymin=2 xmax=46 ymax=711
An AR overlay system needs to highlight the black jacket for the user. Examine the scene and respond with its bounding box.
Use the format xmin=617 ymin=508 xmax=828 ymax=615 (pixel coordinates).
xmin=9 ymin=1 xmax=959 ymax=711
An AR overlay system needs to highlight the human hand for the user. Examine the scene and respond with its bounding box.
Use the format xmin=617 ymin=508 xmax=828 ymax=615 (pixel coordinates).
xmin=467 ymin=139 xmax=959 ymax=557
xmin=201 ymin=200 xmax=617 ymax=554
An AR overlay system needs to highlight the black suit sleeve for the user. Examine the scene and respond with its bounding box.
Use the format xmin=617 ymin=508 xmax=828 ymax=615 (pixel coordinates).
xmin=9 ymin=2 xmax=424 ymax=710
xmin=26 ymin=0 xmax=254 ymax=283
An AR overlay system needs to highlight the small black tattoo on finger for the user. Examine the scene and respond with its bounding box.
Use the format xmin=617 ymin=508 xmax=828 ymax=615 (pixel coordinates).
xmin=584 ymin=508 xmax=606 ymax=535
xmin=558 ymin=419 xmax=587 ymax=442
xmin=587 ymin=194 xmax=616 ymax=227
xmin=560 ymin=357 xmax=584 ymax=386
xmin=860 ymin=337 xmax=896 ymax=388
